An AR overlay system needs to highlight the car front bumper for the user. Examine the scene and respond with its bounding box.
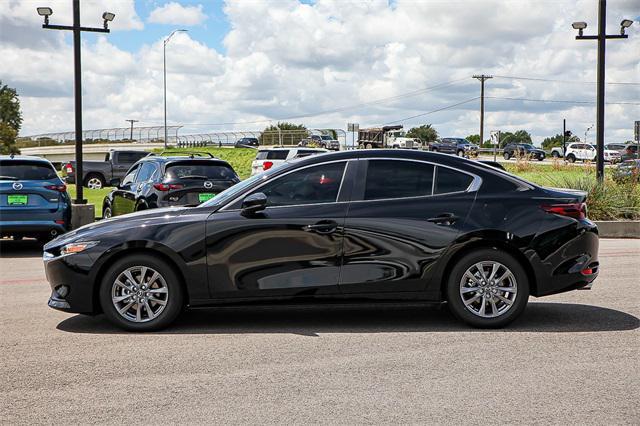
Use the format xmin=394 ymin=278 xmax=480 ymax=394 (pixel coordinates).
xmin=43 ymin=250 xmax=98 ymax=314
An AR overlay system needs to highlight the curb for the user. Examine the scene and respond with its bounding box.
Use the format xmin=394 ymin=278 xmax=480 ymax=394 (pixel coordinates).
xmin=594 ymin=221 xmax=640 ymax=239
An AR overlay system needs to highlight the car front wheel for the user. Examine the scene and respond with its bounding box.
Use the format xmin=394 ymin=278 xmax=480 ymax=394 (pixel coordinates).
xmin=566 ymin=154 xmax=576 ymax=163
xmin=503 ymin=152 xmax=511 ymax=160
xmin=99 ymin=254 xmax=184 ymax=331
xmin=446 ymin=248 xmax=529 ymax=328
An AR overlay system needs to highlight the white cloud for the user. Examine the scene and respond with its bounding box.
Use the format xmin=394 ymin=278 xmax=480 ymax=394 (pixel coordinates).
xmin=1 ymin=0 xmax=639 ymax=144
xmin=148 ymin=2 xmax=207 ymax=26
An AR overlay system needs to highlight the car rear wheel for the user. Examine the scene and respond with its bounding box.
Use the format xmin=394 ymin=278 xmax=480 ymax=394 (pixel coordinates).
xmin=503 ymin=152 xmax=511 ymax=160
xmin=566 ymin=154 xmax=576 ymax=163
xmin=84 ymin=173 xmax=105 ymax=190
xmin=446 ymin=249 xmax=529 ymax=328
xmin=551 ymin=151 xmax=560 ymax=158
xmin=365 ymin=143 xmax=373 ymax=149
xmin=456 ymin=150 xmax=465 ymax=157
xmin=99 ymin=254 xmax=184 ymax=331
xmin=102 ymin=205 xmax=112 ymax=219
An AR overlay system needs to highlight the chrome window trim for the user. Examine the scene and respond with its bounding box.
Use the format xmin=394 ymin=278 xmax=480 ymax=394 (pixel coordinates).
xmin=219 ymin=159 xmax=352 ymax=212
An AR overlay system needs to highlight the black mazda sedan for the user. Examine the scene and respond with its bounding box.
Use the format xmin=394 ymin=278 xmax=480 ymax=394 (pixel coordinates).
xmin=43 ymin=150 xmax=599 ymax=331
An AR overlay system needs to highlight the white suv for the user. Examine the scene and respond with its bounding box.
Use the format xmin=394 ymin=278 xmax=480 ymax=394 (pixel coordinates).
xmin=250 ymin=148 xmax=328 ymax=176
xmin=555 ymin=143 xmax=621 ymax=163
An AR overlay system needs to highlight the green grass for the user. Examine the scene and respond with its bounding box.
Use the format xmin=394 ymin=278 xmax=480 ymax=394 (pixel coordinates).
xmin=66 ymin=184 xmax=111 ymax=218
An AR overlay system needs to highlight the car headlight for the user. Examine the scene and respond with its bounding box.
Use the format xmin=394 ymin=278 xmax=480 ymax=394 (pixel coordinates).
xmin=60 ymin=241 xmax=99 ymax=256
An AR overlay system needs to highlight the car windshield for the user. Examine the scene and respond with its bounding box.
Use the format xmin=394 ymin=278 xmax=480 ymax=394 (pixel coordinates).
xmin=520 ymin=144 xmax=535 ymax=150
xmin=164 ymin=161 xmax=237 ymax=180
xmin=321 ymin=135 xmax=332 ymax=140
xmin=0 ymin=161 xmax=57 ymax=180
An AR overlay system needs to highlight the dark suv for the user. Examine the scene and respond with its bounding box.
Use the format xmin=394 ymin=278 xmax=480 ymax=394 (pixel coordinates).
xmin=234 ymin=137 xmax=259 ymax=148
xmin=102 ymin=153 xmax=240 ymax=218
xmin=429 ymin=138 xmax=479 ymax=157
xmin=0 ymin=155 xmax=71 ymax=241
xmin=503 ymin=143 xmax=545 ymax=161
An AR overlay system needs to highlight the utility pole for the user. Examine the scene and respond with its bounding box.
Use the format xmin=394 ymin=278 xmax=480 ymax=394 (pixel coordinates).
xmin=562 ymin=119 xmax=566 ymax=155
xmin=572 ymin=0 xmax=633 ymax=181
xmin=38 ymin=2 xmax=114 ymax=207
xmin=473 ymin=75 xmax=493 ymax=147
xmin=125 ymin=119 xmax=138 ymax=141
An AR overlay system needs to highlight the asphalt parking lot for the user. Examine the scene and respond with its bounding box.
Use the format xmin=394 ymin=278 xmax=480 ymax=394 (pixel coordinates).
xmin=1 ymin=238 xmax=638 ymax=424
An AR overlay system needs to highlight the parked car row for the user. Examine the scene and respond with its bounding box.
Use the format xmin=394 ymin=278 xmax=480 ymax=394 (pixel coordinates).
xmin=550 ymin=143 xmax=621 ymax=163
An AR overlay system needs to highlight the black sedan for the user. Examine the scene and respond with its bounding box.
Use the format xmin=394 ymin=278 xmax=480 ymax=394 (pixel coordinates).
xmin=44 ymin=150 xmax=599 ymax=331
xmin=503 ymin=143 xmax=546 ymax=161
xmin=102 ymin=154 xmax=240 ymax=218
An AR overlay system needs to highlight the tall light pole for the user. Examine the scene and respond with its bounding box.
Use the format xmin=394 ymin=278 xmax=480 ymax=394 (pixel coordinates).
xmin=473 ymin=75 xmax=493 ymax=146
xmin=572 ymin=1 xmax=633 ymax=181
xmin=584 ymin=124 xmax=594 ymax=144
xmin=163 ymin=29 xmax=187 ymax=149
xmin=37 ymin=2 xmax=115 ymax=205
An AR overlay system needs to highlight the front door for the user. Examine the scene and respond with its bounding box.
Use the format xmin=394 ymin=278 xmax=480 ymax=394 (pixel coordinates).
xmin=340 ymin=159 xmax=477 ymax=294
xmin=205 ymin=160 xmax=353 ymax=299
xmin=111 ymin=163 xmax=139 ymax=216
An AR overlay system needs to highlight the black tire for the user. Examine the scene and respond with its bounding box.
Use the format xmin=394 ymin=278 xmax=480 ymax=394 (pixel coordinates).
xmin=102 ymin=204 xmax=112 ymax=219
xmin=446 ymin=248 xmax=529 ymax=328
xmin=538 ymin=156 xmax=545 ymax=161
xmin=567 ymin=154 xmax=576 ymax=163
xmin=503 ymin=152 xmax=511 ymax=160
xmin=431 ymin=147 xmax=438 ymax=152
xmin=365 ymin=143 xmax=373 ymax=149
xmin=456 ymin=150 xmax=465 ymax=157
xmin=84 ymin=173 xmax=106 ymax=189
xmin=551 ymin=151 xmax=560 ymax=158
xmin=99 ymin=254 xmax=184 ymax=331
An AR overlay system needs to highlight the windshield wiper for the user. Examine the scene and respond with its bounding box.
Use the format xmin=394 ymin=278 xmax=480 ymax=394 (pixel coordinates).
xmin=178 ymin=175 xmax=209 ymax=180
xmin=0 ymin=175 xmax=19 ymax=180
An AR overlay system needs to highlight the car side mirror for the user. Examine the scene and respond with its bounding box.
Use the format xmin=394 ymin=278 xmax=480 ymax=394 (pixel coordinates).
xmin=241 ymin=192 xmax=267 ymax=215
xmin=109 ymin=178 xmax=121 ymax=188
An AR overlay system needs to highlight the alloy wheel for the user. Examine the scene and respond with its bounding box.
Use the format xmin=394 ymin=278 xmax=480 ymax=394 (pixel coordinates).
xmin=459 ymin=261 xmax=518 ymax=318
xmin=87 ymin=177 xmax=103 ymax=189
xmin=111 ymin=266 xmax=169 ymax=323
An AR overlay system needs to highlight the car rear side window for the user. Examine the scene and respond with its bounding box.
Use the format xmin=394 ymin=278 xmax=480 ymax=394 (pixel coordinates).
xmin=434 ymin=167 xmax=473 ymax=194
xmin=258 ymin=162 xmax=346 ymax=207
xmin=256 ymin=150 xmax=289 ymax=161
xmin=165 ymin=161 xmax=237 ymax=180
xmin=0 ymin=161 xmax=57 ymax=180
xmin=364 ymin=160 xmax=434 ymax=200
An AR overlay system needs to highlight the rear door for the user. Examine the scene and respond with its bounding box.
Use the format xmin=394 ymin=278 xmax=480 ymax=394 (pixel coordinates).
xmin=340 ymin=159 xmax=478 ymax=294
xmin=0 ymin=160 xmax=63 ymax=222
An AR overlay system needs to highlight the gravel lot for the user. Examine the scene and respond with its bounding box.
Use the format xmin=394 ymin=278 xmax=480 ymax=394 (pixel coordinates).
xmin=1 ymin=238 xmax=638 ymax=424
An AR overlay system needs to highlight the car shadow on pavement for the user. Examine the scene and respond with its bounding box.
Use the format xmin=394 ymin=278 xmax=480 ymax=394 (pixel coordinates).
xmin=0 ymin=238 xmax=43 ymax=258
xmin=57 ymin=302 xmax=639 ymax=336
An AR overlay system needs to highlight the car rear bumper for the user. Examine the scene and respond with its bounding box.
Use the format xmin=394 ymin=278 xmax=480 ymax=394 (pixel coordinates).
xmin=529 ymin=219 xmax=599 ymax=297
xmin=0 ymin=220 xmax=68 ymax=237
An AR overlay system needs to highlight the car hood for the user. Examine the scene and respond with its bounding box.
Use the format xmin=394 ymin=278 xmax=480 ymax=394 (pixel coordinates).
xmin=45 ymin=206 xmax=190 ymax=249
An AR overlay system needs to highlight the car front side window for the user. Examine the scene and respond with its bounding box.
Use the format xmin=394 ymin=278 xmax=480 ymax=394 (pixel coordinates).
xmin=255 ymin=162 xmax=346 ymax=207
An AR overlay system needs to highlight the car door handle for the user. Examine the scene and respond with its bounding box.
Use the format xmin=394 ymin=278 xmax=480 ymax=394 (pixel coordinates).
xmin=427 ymin=213 xmax=459 ymax=225
xmin=304 ymin=220 xmax=338 ymax=234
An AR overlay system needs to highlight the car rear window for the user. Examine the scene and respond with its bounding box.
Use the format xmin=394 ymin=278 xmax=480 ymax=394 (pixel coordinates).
xmin=0 ymin=160 xmax=58 ymax=180
xmin=164 ymin=161 xmax=237 ymax=180
xmin=294 ymin=149 xmax=325 ymax=158
xmin=256 ymin=150 xmax=289 ymax=160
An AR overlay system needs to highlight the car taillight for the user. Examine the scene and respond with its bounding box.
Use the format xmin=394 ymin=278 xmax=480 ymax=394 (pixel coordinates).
xmin=263 ymin=161 xmax=274 ymax=170
xmin=64 ymin=163 xmax=74 ymax=173
xmin=542 ymin=203 xmax=587 ymax=220
xmin=45 ymin=184 xmax=67 ymax=192
xmin=153 ymin=183 xmax=184 ymax=191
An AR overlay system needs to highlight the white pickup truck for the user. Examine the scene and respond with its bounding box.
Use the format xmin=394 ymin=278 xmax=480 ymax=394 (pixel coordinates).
xmin=550 ymin=143 xmax=621 ymax=163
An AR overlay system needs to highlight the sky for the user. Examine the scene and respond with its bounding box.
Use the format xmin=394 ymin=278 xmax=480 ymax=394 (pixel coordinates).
xmin=1 ymin=0 xmax=639 ymax=145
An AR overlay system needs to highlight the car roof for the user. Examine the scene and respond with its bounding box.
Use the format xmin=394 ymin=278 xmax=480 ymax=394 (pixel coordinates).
xmin=0 ymin=155 xmax=52 ymax=164
xmin=137 ymin=155 xmax=233 ymax=167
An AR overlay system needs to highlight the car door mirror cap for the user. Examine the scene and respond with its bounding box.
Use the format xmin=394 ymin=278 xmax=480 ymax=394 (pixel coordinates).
xmin=109 ymin=178 xmax=121 ymax=187
xmin=241 ymin=192 xmax=267 ymax=215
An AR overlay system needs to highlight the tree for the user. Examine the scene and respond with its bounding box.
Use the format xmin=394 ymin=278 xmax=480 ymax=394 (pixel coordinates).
xmin=466 ymin=134 xmax=492 ymax=148
xmin=498 ymin=130 xmax=532 ymax=148
xmin=260 ymin=122 xmax=308 ymax=145
xmin=0 ymin=81 xmax=22 ymax=155
xmin=407 ymin=124 xmax=438 ymax=143
xmin=541 ymin=133 xmax=580 ymax=150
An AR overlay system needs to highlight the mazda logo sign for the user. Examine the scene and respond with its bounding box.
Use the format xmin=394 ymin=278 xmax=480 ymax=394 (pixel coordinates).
xmin=204 ymin=181 xmax=213 ymax=189
xmin=12 ymin=182 xmax=23 ymax=190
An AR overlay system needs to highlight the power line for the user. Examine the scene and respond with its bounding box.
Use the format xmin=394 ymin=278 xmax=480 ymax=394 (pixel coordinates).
xmin=139 ymin=77 xmax=469 ymax=127
xmin=384 ymin=97 xmax=480 ymax=124
xmin=486 ymin=96 xmax=640 ymax=105
xmin=494 ymin=74 xmax=640 ymax=86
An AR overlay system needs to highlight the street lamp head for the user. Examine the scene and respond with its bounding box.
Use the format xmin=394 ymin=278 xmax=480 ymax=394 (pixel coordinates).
xmin=36 ymin=7 xmax=52 ymax=25
xmin=620 ymin=19 xmax=633 ymax=35
xmin=102 ymin=11 xmax=115 ymax=29
xmin=572 ymin=21 xmax=587 ymax=30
